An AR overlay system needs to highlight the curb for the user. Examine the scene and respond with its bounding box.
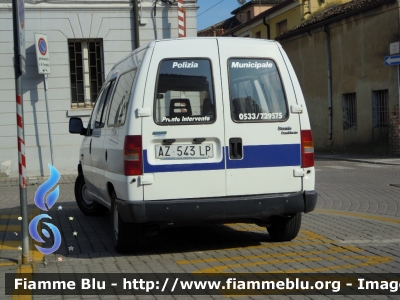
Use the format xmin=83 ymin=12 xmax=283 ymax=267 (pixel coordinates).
xmin=315 ymin=155 xmax=400 ymax=166
xmin=0 ymin=175 xmax=77 ymax=187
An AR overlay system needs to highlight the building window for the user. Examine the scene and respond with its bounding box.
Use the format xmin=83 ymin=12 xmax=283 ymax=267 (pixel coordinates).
xmin=276 ymin=19 xmax=287 ymax=36
xmin=68 ymin=39 xmax=104 ymax=108
xmin=372 ymin=90 xmax=389 ymax=127
xmin=343 ymin=93 xmax=357 ymax=129
xmin=246 ymin=11 xmax=251 ymax=21
xmin=255 ymin=31 xmax=261 ymax=38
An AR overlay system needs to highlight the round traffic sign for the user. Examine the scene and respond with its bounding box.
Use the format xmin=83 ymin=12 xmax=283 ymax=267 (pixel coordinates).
xmin=38 ymin=38 xmax=47 ymax=55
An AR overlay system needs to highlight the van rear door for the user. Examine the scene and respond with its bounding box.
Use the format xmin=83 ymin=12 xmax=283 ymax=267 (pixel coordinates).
xmin=217 ymin=39 xmax=302 ymax=196
xmin=141 ymin=39 xmax=226 ymax=201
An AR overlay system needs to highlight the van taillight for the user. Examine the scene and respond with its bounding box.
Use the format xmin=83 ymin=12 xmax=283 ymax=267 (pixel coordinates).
xmin=301 ymin=130 xmax=314 ymax=168
xmin=124 ymin=135 xmax=143 ymax=176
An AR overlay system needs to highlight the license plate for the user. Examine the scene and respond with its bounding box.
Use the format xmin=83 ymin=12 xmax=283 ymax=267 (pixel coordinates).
xmin=155 ymin=144 xmax=214 ymax=160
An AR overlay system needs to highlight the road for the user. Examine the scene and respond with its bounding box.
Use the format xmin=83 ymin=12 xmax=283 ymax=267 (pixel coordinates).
xmin=0 ymin=158 xmax=399 ymax=299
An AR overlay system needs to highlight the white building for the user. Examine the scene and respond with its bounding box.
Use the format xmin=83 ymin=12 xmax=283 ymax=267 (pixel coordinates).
xmin=0 ymin=0 xmax=198 ymax=178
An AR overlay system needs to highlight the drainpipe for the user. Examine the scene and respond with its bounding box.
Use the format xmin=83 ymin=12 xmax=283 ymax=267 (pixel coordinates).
xmin=263 ymin=16 xmax=270 ymax=40
xmin=133 ymin=0 xmax=140 ymax=49
xmin=323 ymin=25 xmax=333 ymax=140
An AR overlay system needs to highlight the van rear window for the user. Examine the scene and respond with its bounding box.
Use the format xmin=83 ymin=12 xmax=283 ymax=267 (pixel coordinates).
xmin=229 ymin=59 xmax=288 ymax=122
xmin=154 ymin=59 xmax=215 ymax=125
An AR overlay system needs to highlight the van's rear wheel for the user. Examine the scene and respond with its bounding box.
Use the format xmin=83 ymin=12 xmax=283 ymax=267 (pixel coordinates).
xmin=74 ymin=174 xmax=108 ymax=216
xmin=111 ymin=191 xmax=142 ymax=252
xmin=267 ymin=213 xmax=301 ymax=241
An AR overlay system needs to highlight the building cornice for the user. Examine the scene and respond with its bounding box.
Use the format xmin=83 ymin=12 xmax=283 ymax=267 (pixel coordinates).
xmin=0 ymin=1 xmax=132 ymax=11
xmin=231 ymin=0 xmax=282 ymax=15
xmin=226 ymin=1 xmax=299 ymax=36
xmin=276 ymin=0 xmax=396 ymax=40
xmin=0 ymin=0 xmax=199 ymax=11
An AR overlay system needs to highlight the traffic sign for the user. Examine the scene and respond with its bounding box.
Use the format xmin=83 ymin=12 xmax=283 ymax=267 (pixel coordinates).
xmin=390 ymin=42 xmax=400 ymax=55
xmin=384 ymin=55 xmax=400 ymax=66
xmin=34 ymin=33 xmax=51 ymax=74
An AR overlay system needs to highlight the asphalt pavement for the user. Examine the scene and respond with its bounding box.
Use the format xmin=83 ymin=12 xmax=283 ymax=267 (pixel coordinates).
xmin=0 ymin=154 xmax=399 ymax=299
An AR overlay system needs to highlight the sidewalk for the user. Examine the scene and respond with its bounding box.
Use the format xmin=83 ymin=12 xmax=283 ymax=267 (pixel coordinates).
xmin=315 ymin=153 xmax=400 ymax=165
xmin=0 ymin=174 xmax=77 ymax=187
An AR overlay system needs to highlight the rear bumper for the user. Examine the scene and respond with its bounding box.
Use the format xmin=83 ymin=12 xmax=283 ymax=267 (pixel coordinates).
xmin=116 ymin=191 xmax=317 ymax=224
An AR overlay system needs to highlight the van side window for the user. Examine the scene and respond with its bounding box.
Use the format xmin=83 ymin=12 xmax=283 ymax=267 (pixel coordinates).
xmin=91 ymin=80 xmax=114 ymax=129
xmin=108 ymin=70 xmax=136 ymax=126
xmin=228 ymin=59 xmax=288 ymax=122
xmin=154 ymin=59 xmax=215 ymax=125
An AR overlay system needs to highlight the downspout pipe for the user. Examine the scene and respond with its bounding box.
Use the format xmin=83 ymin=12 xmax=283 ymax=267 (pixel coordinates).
xmin=263 ymin=16 xmax=270 ymax=40
xmin=323 ymin=25 xmax=333 ymax=140
xmin=133 ymin=0 xmax=140 ymax=49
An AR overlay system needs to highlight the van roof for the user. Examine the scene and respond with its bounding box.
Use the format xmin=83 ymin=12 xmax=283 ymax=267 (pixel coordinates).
xmin=152 ymin=36 xmax=277 ymax=44
xmin=110 ymin=37 xmax=279 ymax=74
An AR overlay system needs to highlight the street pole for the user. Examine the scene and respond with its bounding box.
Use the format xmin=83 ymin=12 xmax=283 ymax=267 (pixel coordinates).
xmin=12 ymin=0 xmax=30 ymax=264
xmin=134 ymin=0 xmax=140 ymax=49
xmin=398 ymin=65 xmax=400 ymax=139
xmin=43 ymin=75 xmax=54 ymax=166
xmin=178 ymin=0 xmax=186 ymax=38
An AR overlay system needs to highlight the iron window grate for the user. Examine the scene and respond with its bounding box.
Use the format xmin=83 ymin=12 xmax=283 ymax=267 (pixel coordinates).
xmin=372 ymin=90 xmax=389 ymax=128
xmin=68 ymin=39 xmax=104 ymax=108
xmin=342 ymin=93 xmax=357 ymax=129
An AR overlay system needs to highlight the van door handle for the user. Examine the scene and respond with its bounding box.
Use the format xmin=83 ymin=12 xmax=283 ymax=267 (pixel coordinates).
xmin=89 ymin=140 xmax=92 ymax=154
xmin=105 ymin=150 xmax=108 ymax=162
xmin=229 ymin=138 xmax=243 ymax=159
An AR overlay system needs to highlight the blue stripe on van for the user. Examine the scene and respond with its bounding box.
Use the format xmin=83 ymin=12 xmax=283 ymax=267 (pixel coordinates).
xmin=226 ymin=144 xmax=301 ymax=169
xmin=143 ymin=150 xmax=225 ymax=173
xmin=143 ymin=144 xmax=300 ymax=173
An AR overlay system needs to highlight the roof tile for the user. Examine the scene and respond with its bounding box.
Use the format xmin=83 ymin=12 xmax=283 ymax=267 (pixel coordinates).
xmin=197 ymin=17 xmax=242 ymax=37
xmin=278 ymin=0 xmax=392 ymax=37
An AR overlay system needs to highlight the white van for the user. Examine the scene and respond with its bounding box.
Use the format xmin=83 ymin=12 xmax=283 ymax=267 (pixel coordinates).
xmin=69 ymin=37 xmax=317 ymax=252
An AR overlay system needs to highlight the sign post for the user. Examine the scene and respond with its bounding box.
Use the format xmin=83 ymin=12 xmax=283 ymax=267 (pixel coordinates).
xmin=397 ymin=53 xmax=400 ymax=139
xmin=34 ymin=33 xmax=54 ymax=166
xmin=12 ymin=0 xmax=29 ymax=264
xmin=16 ymin=0 xmax=26 ymax=74
xmin=385 ymin=43 xmax=400 ymax=138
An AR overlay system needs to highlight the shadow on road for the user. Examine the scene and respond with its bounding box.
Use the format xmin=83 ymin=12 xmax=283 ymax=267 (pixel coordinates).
xmin=0 ymin=202 xmax=275 ymax=261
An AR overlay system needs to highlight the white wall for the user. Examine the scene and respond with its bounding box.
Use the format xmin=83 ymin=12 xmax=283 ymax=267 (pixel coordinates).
xmin=0 ymin=0 xmax=198 ymax=178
